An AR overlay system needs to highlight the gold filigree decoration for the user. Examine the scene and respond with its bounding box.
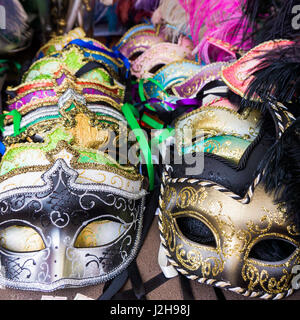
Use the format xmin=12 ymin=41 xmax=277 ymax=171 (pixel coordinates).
xmin=176 ymin=186 xmax=207 ymax=209
xmin=162 ymin=185 xmax=177 ymax=211
xmin=161 ymin=211 xmax=176 ymax=253
xmin=174 ymin=244 xmax=224 ymax=276
xmin=242 ymin=263 xmax=293 ymax=294
xmin=176 ymin=244 xmax=202 ymax=271
xmin=202 ymin=256 xmax=225 ymax=277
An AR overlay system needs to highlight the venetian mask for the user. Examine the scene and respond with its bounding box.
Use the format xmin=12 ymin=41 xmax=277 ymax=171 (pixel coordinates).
xmin=0 ymin=28 xmax=147 ymax=292
xmin=157 ymin=45 xmax=300 ymax=299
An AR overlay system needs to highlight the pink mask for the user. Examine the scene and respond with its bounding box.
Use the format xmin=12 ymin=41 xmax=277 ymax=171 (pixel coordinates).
xmin=221 ymin=40 xmax=294 ymax=99
xmin=131 ymin=37 xmax=194 ymax=79
xmin=119 ymin=33 xmax=166 ymax=60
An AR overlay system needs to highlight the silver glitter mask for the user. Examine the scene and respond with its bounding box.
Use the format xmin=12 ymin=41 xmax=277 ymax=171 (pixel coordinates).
xmin=0 ymin=159 xmax=146 ymax=291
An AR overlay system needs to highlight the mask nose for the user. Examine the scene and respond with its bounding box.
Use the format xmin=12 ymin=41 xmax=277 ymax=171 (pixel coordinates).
xmin=46 ymin=227 xmax=84 ymax=283
xmin=48 ymin=228 xmax=67 ymax=281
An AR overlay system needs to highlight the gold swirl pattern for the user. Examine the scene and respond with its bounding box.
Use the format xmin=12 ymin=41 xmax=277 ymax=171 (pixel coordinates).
xmin=242 ymin=262 xmax=294 ymax=294
xmin=202 ymin=256 xmax=225 ymax=277
xmin=176 ymin=186 xmax=207 ymax=209
xmin=160 ymin=181 xmax=300 ymax=295
xmin=161 ymin=211 xmax=176 ymax=253
xmin=175 ymin=244 xmax=203 ymax=272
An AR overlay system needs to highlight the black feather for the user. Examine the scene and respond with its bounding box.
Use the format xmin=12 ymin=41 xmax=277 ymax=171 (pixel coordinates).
xmin=252 ymin=0 xmax=300 ymax=44
xmin=258 ymin=117 xmax=300 ymax=228
xmin=238 ymin=41 xmax=300 ymax=117
xmin=235 ymin=0 xmax=299 ymax=47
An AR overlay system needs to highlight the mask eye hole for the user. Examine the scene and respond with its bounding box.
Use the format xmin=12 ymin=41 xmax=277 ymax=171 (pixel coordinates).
xmin=0 ymin=225 xmax=45 ymax=253
xmin=149 ymin=64 xmax=165 ymax=74
xmin=176 ymin=217 xmax=217 ymax=248
xmin=248 ymin=238 xmax=297 ymax=262
xmin=129 ymin=51 xmax=144 ymax=61
xmin=74 ymin=220 xmax=129 ymax=248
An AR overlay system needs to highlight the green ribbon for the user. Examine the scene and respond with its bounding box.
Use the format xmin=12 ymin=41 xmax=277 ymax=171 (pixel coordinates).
xmin=138 ymin=78 xmax=171 ymax=112
xmin=0 ymin=60 xmax=21 ymax=76
xmin=0 ymin=110 xmax=23 ymax=137
xmin=122 ymin=102 xmax=154 ymax=191
xmin=138 ymin=77 xmax=176 ymax=137
xmin=141 ymin=113 xmax=164 ymax=130
xmin=151 ymin=127 xmax=175 ymax=146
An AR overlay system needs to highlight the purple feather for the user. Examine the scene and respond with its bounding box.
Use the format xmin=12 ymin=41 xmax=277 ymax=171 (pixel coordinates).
xmin=134 ymin=0 xmax=160 ymax=12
